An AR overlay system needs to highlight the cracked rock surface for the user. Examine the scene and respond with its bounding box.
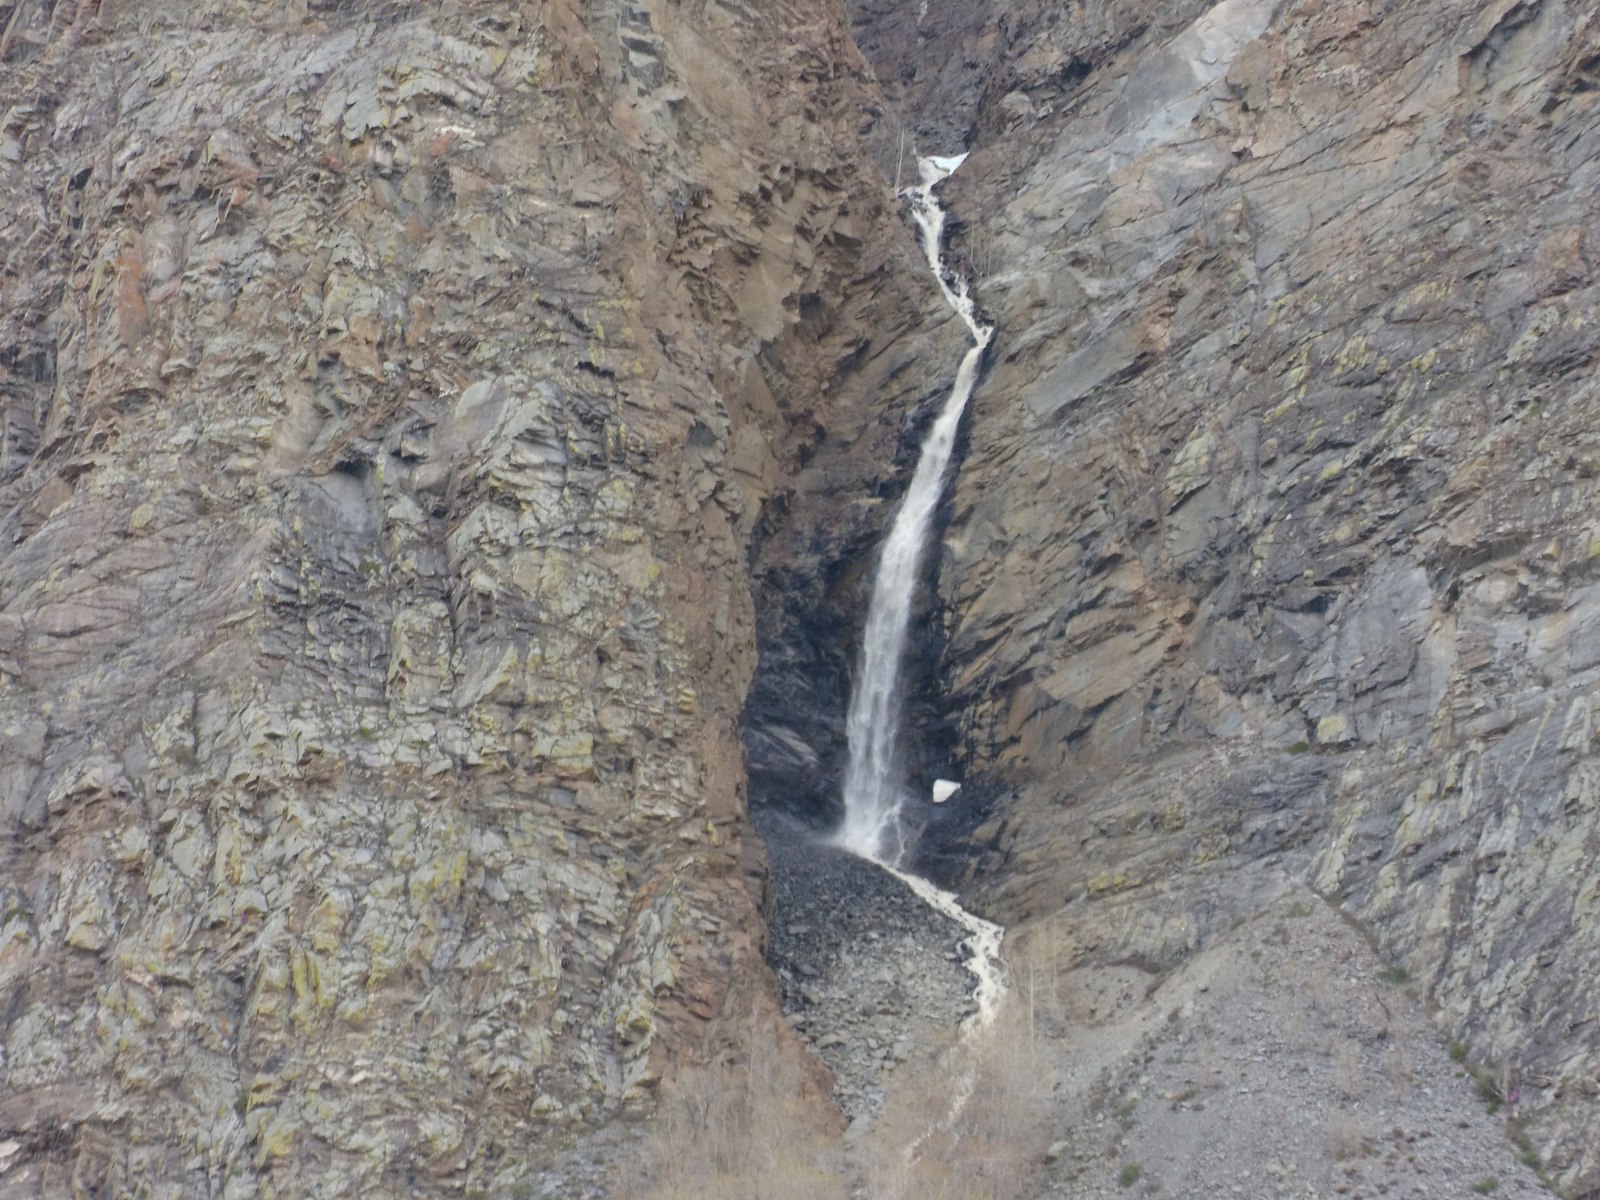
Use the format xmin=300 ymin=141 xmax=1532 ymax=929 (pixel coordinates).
xmin=6 ymin=0 xmax=1600 ymax=1195
xmin=0 ymin=1 xmax=952 ymax=1196
xmin=833 ymin=0 xmax=1600 ymax=1191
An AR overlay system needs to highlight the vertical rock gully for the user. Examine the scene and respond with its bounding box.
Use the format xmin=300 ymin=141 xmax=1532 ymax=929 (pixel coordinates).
xmin=836 ymin=152 xmax=1006 ymax=1036
xmin=7 ymin=0 xmax=1600 ymax=1193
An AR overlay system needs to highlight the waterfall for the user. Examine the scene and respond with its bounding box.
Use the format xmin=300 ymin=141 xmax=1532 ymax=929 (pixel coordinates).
xmin=837 ymin=154 xmax=994 ymax=866
xmin=833 ymin=153 xmax=1005 ymax=1040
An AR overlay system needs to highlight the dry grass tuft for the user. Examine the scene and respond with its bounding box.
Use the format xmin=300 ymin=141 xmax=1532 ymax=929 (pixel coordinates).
xmin=613 ymin=1023 xmax=847 ymax=1200
xmin=856 ymin=992 xmax=1059 ymax=1200
xmin=1330 ymin=1114 xmax=1371 ymax=1162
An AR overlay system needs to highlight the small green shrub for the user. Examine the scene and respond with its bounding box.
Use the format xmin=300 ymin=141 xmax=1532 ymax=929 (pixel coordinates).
xmin=1474 ymin=1070 xmax=1504 ymax=1114
xmin=1119 ymin=1163 xmax=1143 ymax=1188
xmin=1471 ymin=1177 xmax=1498 ymax=1194
xmin=1287 ymin=741 xmax=1310 ymax=755
xmin=1376 ymin=965 xmax=1408 ymax=985
xmin=1450 ymin=1040 xmax=1467 ymax=1062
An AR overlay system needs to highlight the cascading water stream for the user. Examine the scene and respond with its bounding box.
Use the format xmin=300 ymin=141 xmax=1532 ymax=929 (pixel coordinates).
xmin=834 ymin=153 xmax=1005 ymax=1036
xmin=838 ymin=153 xmax=991 ymax=866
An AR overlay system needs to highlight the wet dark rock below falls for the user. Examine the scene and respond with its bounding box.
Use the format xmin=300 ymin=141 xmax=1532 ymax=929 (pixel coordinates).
xmin=753 ymin=806 xmax=982 ymax=1122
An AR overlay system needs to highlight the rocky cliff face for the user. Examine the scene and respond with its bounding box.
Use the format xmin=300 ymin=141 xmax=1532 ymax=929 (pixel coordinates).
xmin=836 ymin=0 xmax=1600 ymax=1190
xmin=5 ymin=0 xmax=1600 ymax=1195
xmin=0 ymin=0 xmax=955 ymax=1195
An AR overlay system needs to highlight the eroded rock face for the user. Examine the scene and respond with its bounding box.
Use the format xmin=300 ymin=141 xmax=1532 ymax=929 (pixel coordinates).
xmin=839 ymin=0 xmax=1600 ymax=1189
xmin=8 ymin=0 xmax=1600 ymax=1193
xmin=0 ymin=0 xmax=948 ymax=1195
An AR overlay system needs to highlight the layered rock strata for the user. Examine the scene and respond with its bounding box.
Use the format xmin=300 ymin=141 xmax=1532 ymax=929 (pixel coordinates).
xmin=833 ymin=0 xmax=1600 ymax=1190
xmin=7 ymin=0 xmax=1600 ymax=1194
xmin=0 ymin=0 xmax=953 ymax=1195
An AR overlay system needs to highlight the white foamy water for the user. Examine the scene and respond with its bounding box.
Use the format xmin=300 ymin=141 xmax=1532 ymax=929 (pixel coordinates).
xmin=834 ymin=153 xmax=1005 ymax=1036
xmin=837 ymin=154 xmax=993 ymax=865
xmin=880 ymin=861 xmax=1006 ymax=1031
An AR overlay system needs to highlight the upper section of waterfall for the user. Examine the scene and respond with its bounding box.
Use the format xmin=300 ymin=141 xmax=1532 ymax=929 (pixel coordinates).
xmin=903 ymin=156 xmax=993 ymax=348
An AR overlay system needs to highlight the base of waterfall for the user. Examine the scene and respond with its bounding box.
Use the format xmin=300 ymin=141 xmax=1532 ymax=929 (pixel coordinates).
xmin=756 ymin=806 xmax=995 ymax=1122
xmin=749 ymin=813 xmax=1554 ymax=1199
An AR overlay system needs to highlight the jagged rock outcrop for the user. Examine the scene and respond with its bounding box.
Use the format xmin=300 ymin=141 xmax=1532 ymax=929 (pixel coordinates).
xmin=8 ymin=0 xmax=1600 ymax=1194
xmin=826 ymin=0 xmax=1600 ymax=1190
xmin=0 ymin=0 xmax=955 ymax=1195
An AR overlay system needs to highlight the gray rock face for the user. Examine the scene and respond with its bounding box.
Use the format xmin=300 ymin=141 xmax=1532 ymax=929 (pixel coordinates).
xmin=6 ymin=0 xmax=1600 ymax=1194
xmin=0 ymin=1 xmax=946 ymax=1196
xmin=835 ymin=0 xmax=1600 ymax=1190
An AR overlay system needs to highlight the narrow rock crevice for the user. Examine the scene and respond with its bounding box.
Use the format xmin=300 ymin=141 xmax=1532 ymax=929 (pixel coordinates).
xmin=742 ymin=143 xmax=1010 ymax=1144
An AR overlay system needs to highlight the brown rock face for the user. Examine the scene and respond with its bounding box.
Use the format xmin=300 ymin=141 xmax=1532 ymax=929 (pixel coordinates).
xmin=0 ymin=0 xmax=945 ymax=1195
xmin=7 ymin=0 xmax=1600 ymax=1194
xmin=837 ymin=0 xmax=1600 ymax=1190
